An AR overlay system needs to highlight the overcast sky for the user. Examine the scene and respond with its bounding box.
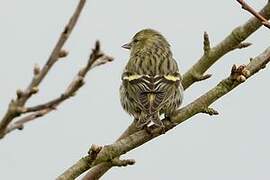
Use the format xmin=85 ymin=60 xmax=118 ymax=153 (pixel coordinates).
xmin=0 ymin=0 xmax=270 ymax=179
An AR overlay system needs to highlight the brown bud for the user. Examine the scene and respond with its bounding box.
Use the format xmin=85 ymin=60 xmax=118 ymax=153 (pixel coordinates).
xmin=31 ymin=87 xmax=39 ymax=94
xmin=16 ymin=89 xmax=24 ymax=98
xmin=71 ymin=92 xmax=76 ymax=97
xmin=242 ymin=69 xmax=250 ymax=77
xmin=231 ymin=64 xmax=237 ymax=74
xmin=91 ymin=144 xmax=102 ymax=151
xmin=33 ymin=64 xmax=41 ymax=75
xmin=88 ymin=144 xmax=102 ymax=155
xmin=17 ymin=125 xmax=24 ymax=130
xmin=236 ymin=75 xmax=246 ymax=82
xmin=59 ymin=50 xmax=69 ymax=58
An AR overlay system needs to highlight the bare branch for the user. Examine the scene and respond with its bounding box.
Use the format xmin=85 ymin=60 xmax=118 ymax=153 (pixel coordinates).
xmin=236 ymin=0 xmax=270 ymax=29
xmin=3 ymin=41 xmax=113 ymax=136
xmin=56 ymin=144 xmax=103 ymax=180
xmin=4 ymin=109 xmax=53 ymax=134
xmin=182 ymin=2 xmax=270 ymax=89
xmin=58 ymin=43 xmax=270 ymax=179
xmin=25 ymin=41 xmax=113 ymax=113
xmin=88 ymin=144 xmax=103 ymax=160
xmin=82 ymin=121 xmax=139 ymax=180
xmin=0 ymin=0 xmax=87 ymax=139
xmin=81 ymin=2 xmax=270 ymax=179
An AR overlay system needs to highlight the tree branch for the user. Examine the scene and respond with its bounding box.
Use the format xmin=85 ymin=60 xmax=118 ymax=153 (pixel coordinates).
xmin=57 ymin=40 xmax=270 ymax=180
xmin=4 ymin=109 xmax=53 ymax=134
xmin=3 ymin=41 xmax=113 ymax=137
xmin=25 ymin=41 xmax=113 ymax=114
xmin=182 ymin=2 xmax=270 ymax=89
xmin=236 ymin=0 xmax=270 ymax=28
xmin=56 ymin=144 xmax=103 ymax=180
xmin=82 ymin=121 xmax=139 ymax=180
xmin=0 ymin=0 xmax=87 ymax=139
xmin=81 ymin=2 xmax=270 ymax=179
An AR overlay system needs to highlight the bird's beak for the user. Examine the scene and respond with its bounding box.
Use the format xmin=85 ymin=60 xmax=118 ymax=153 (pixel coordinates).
xmin=121 ymin=43 xmax=131 ymax=50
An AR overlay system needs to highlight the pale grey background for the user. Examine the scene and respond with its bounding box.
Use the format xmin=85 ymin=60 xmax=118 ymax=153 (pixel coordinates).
xmin=0 ymin=0 xmax=270 ymax=179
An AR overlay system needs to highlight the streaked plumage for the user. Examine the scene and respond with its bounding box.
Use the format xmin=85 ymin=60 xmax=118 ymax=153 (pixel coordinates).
xmin=120 ymin=29 xmax=183 ymax=128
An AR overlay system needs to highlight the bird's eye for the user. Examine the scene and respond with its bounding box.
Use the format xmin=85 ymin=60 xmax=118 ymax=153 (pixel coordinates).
xmin=133 ymin=39 xmax=139 ymax=43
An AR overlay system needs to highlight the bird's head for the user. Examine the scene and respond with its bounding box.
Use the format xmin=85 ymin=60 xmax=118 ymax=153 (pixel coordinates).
xmin=122 ymin=29 xmax=170 ymax=55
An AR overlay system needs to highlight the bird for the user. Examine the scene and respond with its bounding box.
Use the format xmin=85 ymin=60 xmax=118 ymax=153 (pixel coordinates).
xmin=120 ymin=29 xmax=183 ymax=129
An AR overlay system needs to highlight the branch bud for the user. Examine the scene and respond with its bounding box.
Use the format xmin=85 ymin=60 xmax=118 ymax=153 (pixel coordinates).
xmin=59 ymin=50 xmax=69 ymax=58
xmin=31 ymin=87 xmax=39 ymax=94
xmin=242 ymin=69 xmax=250 ymax=77
xmin=236 ymin=75 xmax=246 ymax=82
xmin=33 ymin=64 xmax=41 ymax=75
xmin=16 ymin=106 xmax=27 ymax=113
xmin=16 ymin=89 xmax=24 ymax=99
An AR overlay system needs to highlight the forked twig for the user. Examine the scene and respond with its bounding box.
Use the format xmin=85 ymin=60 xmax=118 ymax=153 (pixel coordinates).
xmin=4 ymin=41 xmax=113 ymax=136
xmin=237 ymin=0 xmax=270 ymax=28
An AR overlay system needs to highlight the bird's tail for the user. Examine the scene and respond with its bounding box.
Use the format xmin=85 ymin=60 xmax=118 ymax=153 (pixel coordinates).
xmin=150 ymin=113 xmax=164 ymax=127
xmin=136 ymin=113 xmax=164 ymax=128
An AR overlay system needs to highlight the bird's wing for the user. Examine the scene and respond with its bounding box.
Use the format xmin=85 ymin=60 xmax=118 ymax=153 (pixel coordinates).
xmin=122 ymin=72 xmax=181 ymax=114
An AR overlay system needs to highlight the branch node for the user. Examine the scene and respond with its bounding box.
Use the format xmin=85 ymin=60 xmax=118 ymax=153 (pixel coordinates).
xmin=16 ymin=106 xmax=27 ymax=114
xmin=30 ymin=87 xmax=39 ymax=94
xmin=58 ymin=49 xmax=69 ymax=58
xmin=236 ymin=0 xmax=270 ymax=29
xmin=236 ymin=75 xmax=246 ymax=82
xmin=33 ymin=64 xmax=41 ymax=75
xmin=16 ymin=89 xmax=25 ymax=99
xmin=8 ymin=100 xmax=19 ymax=114
xmin=89 ymin=41 xmax=114 ymax=70
xmin=111 ymin=158 xmax=136 ymax=167
xmin=201 ymin=107 xmax=219 ymax=116
xmin=63 ymin=26 xmax=69 ymax=34
xmin=230 ymin=64 xmax=250 ymax=82
xmin=203 ymin=31 xmax=211 ymax=55
xmin=88 ymin=144 xmax=102 ymax=160
xmin=236 ymin=42 xmax=252 ymax=49
xmin=193 ymin=73 xmax=212 ymax=82
xmin=17 ymin=124 xmax=24 ymax=130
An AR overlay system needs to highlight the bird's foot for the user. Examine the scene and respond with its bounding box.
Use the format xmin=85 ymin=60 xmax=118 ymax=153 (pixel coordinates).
xmin=142 ymin=125 xmax=153 ymax=136
xmin=165 ymin=115 xmax=178 ymax=126
xmin=158 ymin=125 xmax=166 ymax=135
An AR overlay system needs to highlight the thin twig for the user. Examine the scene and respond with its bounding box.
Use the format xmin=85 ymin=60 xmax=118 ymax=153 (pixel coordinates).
xmin=4 ymin=109 xmax=53 ymax=134
xmin=4 ymin=41 xmax=113 ymax=136
xmin=236 ymin=0 xmax=270 ymax=29
xmin=25 ymin=41 xmax=113 ymax=113
xmin=182 ymin=2 xmax=270 ymax=89
xmin=0 ymin=0 xmax=86 ymax=139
